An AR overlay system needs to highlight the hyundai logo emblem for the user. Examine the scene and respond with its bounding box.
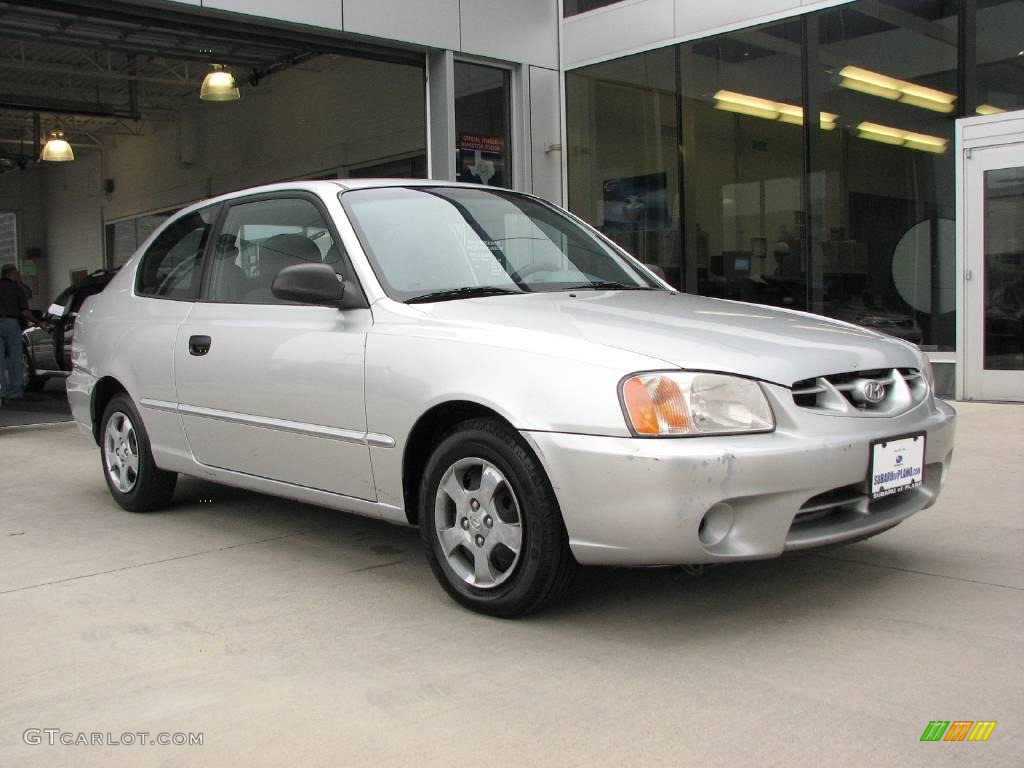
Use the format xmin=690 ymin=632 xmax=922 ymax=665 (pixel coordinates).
xmin=861 ymin=381 xmax=886 ymax=403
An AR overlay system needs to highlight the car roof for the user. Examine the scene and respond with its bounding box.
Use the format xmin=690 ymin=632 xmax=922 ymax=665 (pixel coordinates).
xmin=174 ymin=179 xmax=513 ymax=219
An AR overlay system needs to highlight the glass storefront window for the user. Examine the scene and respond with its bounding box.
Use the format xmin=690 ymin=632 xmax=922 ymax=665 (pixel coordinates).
xmin=454 ymin=62 xmax=511 ymax=188
xmin=976 ymin=0 xmax=1024 ymax=114
xmin=565 ymin=0 xmax=1015 ymax=356
xmin=679 ymin=21 xmax=805 ymax=306
xmin=983 ymin=166 xmax=1024 ymax=370
xmin=569 ymin=49 xmax=679 ymax=286
xmin=809 ymin=1 xmax=958 ymax=350
xmin=566 ymin=47 xmax=679 ymax=284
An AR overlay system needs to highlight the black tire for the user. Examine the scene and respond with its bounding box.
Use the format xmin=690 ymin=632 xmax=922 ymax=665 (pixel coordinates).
xmin=100 ymin=393 xmax=177 ymax=512
xmin=419 ymin=418 xmax=576 ymax=618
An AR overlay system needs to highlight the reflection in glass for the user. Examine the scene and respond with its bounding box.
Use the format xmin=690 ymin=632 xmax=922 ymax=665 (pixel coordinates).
xmin=566 ymin=47 xmax=680 ymax=285
xmin=563 ymin=0 xmax=1019 ymax=357
xmin=809 ymin=1 xmax=958 ymax=350
xmin=680 ymin=21 xmax=805 ymax=309
xmin=983 ymin=166 xmax=1024 ymax=370
xmin=976 ymin=0 xmax=1024 ymax=114
xmin=454 ymin=63 xmax=511 ymax=188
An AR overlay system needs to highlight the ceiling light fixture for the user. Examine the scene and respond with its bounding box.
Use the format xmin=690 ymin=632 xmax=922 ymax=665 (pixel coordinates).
xmin=200 ymin=64 xmax=240 ymax=102
xmin=839 ymin=66 xmax=955 ymax=113
xmin=855 ymin=122 xmax=947 ymax=154
xmin=714 ymin=90 xmax=837 ymax=130
xmin=39 ymin=130 xmax=74 ymax=162
xmin=976 ymin=104 xmax=1006 ymax=115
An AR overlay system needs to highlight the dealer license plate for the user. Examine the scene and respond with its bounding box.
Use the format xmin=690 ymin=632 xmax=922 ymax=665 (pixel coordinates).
xmin=870 ymin=434 xmax=925 ymax=499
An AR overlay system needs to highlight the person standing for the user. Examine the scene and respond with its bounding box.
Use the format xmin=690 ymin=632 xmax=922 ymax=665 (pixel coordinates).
xmin=0 ymin=263 xmax=35 ymax=405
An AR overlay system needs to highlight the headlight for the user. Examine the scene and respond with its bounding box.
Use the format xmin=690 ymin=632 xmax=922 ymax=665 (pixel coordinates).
xmin=620 ymin=372 xmax=774 ymax=437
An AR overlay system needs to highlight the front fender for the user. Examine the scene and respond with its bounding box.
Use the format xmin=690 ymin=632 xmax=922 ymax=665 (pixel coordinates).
xmin=363 ymin=315 xmax=662 ymax=510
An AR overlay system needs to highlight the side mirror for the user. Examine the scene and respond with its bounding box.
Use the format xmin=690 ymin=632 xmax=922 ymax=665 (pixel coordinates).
xmin=272 ymin=263 xmax=345 ymax=306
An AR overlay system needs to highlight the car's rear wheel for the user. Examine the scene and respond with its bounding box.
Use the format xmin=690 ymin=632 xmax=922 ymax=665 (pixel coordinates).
xmin=419 ymin=418 xmax=575 ymax=617
xmin=100 ymin=394 xmax=177 ymax=512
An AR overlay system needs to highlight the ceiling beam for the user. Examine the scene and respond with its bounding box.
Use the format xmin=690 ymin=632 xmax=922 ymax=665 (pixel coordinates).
xmin=0 ymin=53 xmax=202 ymax=88
xmin=0 ymin=93 xmax=141 ymax=121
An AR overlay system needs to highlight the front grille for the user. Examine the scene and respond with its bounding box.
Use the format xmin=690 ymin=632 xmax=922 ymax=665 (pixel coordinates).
xmin=791 ymin=484 xmax=868 ymax=526
xmin=785 ymin=473 xmax=937 ymax=549
xmin=791 ymin=368 xmax=927 ymax=416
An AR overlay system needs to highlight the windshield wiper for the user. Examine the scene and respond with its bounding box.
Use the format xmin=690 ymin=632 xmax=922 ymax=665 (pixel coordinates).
xmin=405 ymin=286 xmax=523 ymax=304
xmin=561 ymin=281 xmax=655 ymax=291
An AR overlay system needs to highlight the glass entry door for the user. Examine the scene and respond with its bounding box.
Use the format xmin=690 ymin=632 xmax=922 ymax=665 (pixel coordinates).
xmin=963 ymin=122 xmax=1024 ymax=401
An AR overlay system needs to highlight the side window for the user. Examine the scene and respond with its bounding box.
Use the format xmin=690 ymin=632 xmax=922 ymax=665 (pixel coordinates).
xmin=208 ymin=197 xmax=350 ymax=305
xmin=136 ymin=207 xmax=216 ymax=299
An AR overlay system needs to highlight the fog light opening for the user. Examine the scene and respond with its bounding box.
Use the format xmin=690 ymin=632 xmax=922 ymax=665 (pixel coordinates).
xmin=699 ymin=503 xmax=735 ymax=547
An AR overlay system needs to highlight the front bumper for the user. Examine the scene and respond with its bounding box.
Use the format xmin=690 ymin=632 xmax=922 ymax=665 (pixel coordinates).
xmin=522 ymin=390 xmax=956 ymax=566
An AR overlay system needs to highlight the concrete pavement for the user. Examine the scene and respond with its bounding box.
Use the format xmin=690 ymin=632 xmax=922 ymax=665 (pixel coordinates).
xmin=1 ymin=402 xmax=1021 ymax=767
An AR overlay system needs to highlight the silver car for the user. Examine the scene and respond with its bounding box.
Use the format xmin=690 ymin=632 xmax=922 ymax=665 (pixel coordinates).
xmin=68 ymin=180 xmax=956 ymax=617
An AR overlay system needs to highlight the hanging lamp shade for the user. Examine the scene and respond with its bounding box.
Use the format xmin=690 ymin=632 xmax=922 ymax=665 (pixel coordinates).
xmin=40 ymin=131 xmax=74 ymax=162
xmin=200 ymin=65 xmax=240 ymax=102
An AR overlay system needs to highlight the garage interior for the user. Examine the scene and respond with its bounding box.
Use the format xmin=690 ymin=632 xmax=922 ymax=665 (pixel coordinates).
xmin=0 ymin=0 xmax=427 ymax=311
xmin=0 ymin=0 xmax=427 ymax=425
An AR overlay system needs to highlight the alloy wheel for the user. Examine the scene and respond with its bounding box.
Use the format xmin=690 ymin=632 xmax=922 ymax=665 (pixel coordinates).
xmin=104 ymin=411 xmax=140 ymax=494
xmin=433 ymin=457 xmax=523 ymax=589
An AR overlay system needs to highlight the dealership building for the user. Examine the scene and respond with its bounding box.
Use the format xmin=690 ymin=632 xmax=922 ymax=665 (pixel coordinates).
xmin=0 ymin=0 xmax=1021 ymax=400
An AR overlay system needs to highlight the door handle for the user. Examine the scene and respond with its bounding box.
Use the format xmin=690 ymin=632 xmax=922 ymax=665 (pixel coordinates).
xmin=188 ymin=335 xmax=212 ymax=356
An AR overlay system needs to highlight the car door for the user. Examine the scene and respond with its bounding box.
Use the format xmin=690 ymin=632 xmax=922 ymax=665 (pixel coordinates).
xmin=173 ymin=192 xmax=376 ymax=501
xmin=128 ymin=205 xmax=219 ymax=465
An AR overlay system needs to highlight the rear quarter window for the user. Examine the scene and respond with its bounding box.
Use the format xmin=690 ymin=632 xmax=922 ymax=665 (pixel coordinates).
xmin=136 ymin=206 xmax=218 ymax=300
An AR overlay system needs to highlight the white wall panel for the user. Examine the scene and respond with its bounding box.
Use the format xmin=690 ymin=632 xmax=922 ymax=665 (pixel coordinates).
xmin=343 ymin=0 xmax=460 ymax=50
xmin=204 ymin=0 xmax=342 ymax=30
xmin=528 ymin=67 xmax=562 ymax=204
xmin=460 ymin=0 xmax=558 ymax=68
xmin=44 ymin=155 xmax=105 ymax=303
xmin=562 ymin=0 xmax=674 ymax=68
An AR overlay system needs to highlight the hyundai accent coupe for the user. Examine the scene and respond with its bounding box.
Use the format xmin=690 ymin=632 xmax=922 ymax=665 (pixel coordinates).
xmin=68 ymin=180 xmax=956 ymax=617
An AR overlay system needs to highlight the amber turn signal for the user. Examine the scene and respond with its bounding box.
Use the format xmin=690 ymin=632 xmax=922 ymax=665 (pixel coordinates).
xmin=622 ymin=374 xmax=691 ymax=435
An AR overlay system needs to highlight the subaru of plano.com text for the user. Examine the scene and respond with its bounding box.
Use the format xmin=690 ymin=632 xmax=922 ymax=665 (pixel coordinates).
xmin=23 ymin=729 xmax=203 ymax=747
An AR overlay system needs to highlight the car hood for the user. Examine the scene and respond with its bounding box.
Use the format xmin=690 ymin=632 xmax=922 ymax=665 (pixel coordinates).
xmin=410 ymin=290 xmax=922 ymax=386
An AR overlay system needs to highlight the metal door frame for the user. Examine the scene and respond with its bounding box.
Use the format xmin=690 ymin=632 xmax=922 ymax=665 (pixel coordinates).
xmin=955 ymin=109 xmax=1024 ymax=401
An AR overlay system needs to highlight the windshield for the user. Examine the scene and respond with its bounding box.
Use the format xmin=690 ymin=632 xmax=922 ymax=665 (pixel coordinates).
xmin=339 ymin=186 xmax=661 ymax=302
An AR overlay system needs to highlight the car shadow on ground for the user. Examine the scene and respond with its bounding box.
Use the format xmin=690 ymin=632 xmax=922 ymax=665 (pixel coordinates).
xmin=150 ymin=475 xmax=903 ymax=637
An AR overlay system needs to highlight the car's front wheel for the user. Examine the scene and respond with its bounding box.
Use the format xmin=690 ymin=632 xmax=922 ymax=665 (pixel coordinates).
xmin=419 ymin=418 xmax=575 ymax=617
xmin=100 ymin=394 xmax=177 ymax=512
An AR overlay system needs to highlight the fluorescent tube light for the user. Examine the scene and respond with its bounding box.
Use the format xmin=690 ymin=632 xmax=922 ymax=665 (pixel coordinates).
xmin=855 ymin=121 xmax=947 ymax=153
xmin=713 ymin=90 xmax=838 ymax=130
xmin=839 ymin=66 xmax=955 ymax=113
